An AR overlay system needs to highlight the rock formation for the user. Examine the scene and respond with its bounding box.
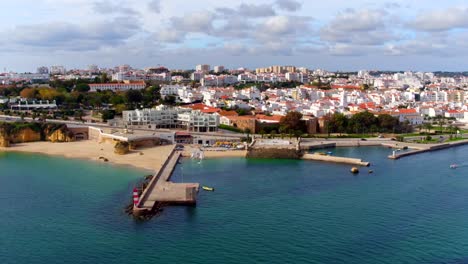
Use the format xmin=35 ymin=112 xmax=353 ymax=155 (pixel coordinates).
xmin=114 ymin=141 xmax=130 ymax=155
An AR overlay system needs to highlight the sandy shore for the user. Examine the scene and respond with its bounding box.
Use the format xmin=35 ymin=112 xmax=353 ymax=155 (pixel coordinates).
xmin=0 ymin=141 xmax=247 ymax=171
xmin=0 ymin=140 xmax=175 ymax=172
xmin=182 ymin=145 xmax=246 ymax=159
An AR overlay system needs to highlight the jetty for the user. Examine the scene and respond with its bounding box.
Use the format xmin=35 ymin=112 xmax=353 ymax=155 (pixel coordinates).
xmin=133 ymin=146 xmax=199 ymax=216
xmin=302 ymin=153 xmax=370 ymax=166
xmin=387 ymin=139 xmax=468 ymax=159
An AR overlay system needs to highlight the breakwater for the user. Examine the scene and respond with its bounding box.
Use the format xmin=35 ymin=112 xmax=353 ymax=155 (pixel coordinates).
xmin=388 ymin=139 xmax=468 ymax=159
xmin=302 ymin=153 xmax=370 ymax=166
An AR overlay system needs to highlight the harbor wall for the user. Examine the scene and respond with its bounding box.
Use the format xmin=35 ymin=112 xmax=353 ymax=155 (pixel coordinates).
xmin=246 ymin=148 xmax=302 ymax=159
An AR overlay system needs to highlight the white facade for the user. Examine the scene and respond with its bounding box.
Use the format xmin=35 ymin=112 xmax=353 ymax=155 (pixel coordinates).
xmin=195 ymin=64 xmax=210 ymax=72
xmin=123 ymin=106 xmax=219 ymax=132
xmin=50 ymin=66 xmax=66 ymax=75
xmin=213 ymin=66 xmax=225 ymax=73
xmin=89 ymin=82 xmax=145 ymax=92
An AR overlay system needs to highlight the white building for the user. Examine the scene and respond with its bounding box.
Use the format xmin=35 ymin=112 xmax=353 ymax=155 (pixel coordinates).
xmin=50 ymin=66 xmax=66 ymax=75
xmin=195 ymin=64 xmax=210 ymax=72
xmin=122 ymin=106 xmax=219 ymax=132
xmin=213 ymin=66 xmax=225 ymax=73
xmin=191 ymin=71 xmax=204 ymax=81
xmin=89 ymin=82 xmax=145 ymax=92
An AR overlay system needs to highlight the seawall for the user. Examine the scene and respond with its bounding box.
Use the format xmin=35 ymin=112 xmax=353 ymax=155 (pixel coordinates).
xmin=246 ymin=148 xmax=302 ymax=159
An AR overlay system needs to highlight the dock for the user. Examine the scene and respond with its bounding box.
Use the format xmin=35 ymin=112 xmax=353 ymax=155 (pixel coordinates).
xmin=134 ymin=147 xmax=199 ymax=216
xmin=302 ymin=153 xmax=370 ymax=166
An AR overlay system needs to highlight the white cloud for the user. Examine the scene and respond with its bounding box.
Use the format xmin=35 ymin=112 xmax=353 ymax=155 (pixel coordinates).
xmin=276 ymin=0 xmax=302 ymax=12
xmin=409 ymin=7 xmax=468 ymax=31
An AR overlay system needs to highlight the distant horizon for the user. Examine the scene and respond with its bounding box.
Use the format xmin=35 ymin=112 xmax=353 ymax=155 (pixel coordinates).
xmin=3 ymin=64 xmax=468 ymax=74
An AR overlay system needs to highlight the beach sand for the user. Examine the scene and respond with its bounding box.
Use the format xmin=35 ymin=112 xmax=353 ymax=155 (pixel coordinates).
xmin=0 ymin=141 xmax=247 ymax=171
xmin=0 ymin=141 xmax=175 ymax=172
xmin=182 ymin=145 xmax=246 ymax=159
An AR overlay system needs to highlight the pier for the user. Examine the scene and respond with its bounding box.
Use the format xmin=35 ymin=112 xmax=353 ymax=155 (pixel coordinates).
xmin=302 ymin=153 xmax=370 ymax=166
xmin=134 ymin=146 xmax=199 ymax=216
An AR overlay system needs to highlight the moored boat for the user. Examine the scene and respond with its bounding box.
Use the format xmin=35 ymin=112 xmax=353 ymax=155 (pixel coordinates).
xmin=202 ymin=186 xmax=214 ymax=191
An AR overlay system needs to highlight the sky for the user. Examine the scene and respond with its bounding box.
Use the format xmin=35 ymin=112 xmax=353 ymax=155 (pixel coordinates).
xmin=2 ymin=0 xmax=468 ymax=72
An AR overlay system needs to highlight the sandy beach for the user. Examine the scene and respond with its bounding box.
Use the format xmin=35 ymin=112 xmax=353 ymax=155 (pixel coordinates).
xmin=0 ymin=141 xmax=175 ymax=172
xmin=182 ymin=145 xmax=246 ymax=159
xmin=0 ymin=141 xmax=247 ymax=171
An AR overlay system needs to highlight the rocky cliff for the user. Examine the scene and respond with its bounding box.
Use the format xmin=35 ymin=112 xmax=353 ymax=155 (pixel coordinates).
xmin=0 ymin=122 xmax=76 ymax=147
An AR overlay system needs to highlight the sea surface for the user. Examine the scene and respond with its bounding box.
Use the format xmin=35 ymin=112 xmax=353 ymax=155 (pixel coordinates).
xmin=2 ymin=146 xmax=468 ymax=264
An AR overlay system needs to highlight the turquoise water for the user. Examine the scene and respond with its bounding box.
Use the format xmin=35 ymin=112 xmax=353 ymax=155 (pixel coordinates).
xmin=2 ymin=146 xmax=468 ymax=263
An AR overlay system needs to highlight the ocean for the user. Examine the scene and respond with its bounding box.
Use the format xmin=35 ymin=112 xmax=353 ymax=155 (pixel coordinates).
xmin=1 ymin=146 xmax=468 ymax=264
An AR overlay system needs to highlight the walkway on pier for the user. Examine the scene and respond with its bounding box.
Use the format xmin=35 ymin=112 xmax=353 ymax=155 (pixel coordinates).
xmin=136 ymin=147 xmax=199 ymax=213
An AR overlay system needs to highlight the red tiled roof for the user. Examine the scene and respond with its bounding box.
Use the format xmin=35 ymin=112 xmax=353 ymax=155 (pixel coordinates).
xmin=331 ymin=84 xmax=361 ymax=90
xmin=183 ymin=103 xmax=221 ymax=113
xmin=219 ymin=110 xmax=238 ymax=117
xmin=396 ymin=108 xmax=417 ymax=114
xmin=255 ymin=114 xmax=282 ymax=122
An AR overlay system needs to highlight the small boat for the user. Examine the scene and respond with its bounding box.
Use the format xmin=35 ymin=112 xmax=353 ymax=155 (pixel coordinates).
xmin=368 ymin=170 xmax=374 ymax=174
xmin=350 ymin=167 xmax=359 ymax=174
xmin=202 ymin=186 xmax=214 ymax=191
xmin=450 ymin=164 xmax=458 ymax=169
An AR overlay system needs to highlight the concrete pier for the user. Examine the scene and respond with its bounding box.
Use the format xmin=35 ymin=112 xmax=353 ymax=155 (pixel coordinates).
xmin=302 ymin=153 xmax=370 ymax=166
xmin=134 ymin=147 xmax=199 ymax=215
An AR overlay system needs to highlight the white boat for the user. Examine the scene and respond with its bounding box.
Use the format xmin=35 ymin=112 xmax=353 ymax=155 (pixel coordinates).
xmin=450 ymin=164 xmax=458 ymax=169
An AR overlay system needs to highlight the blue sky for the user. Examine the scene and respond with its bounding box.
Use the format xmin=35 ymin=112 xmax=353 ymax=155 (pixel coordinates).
xmin=2 ymin=0 xmax=468 ymax=72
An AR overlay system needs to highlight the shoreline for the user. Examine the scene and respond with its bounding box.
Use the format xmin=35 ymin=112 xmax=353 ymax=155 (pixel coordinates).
xmin=0 ymin=141 xmax=248 ymax=172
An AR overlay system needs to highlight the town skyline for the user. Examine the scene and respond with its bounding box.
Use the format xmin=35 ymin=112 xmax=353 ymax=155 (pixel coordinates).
xmin=2 ymin=0 xmax=468 ymax=72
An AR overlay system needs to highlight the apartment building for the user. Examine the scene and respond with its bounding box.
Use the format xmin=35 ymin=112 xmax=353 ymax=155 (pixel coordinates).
xmin=122 ymin=106 xmax=219 ymax=132
xmin=89 ymin=81 xmax=146 ymax=92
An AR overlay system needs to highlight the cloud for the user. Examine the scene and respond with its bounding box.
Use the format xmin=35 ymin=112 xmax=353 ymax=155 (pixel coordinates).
xmin=154 ymin=29 xmax=185 ymax=43
xmin=214 ymin=18 xmax=253 ymax=39
xmin=409 ymin=7 xmax=468 ymax=31
xmin=328 ymin=44 xmax=379 ymax=56
xmin=6 ymin=17 xmax=141 ymax=51
xmin=147 ymin=0 xmax=161 ymax=13
xmin=256 ymin=15 xmax=312 ymax=39
xmin=276 ymin=0 xmax=302 ymax=12
xmin=320 ymin=8 xmax=396 ymax=46
xmin=170 ymin=11 xmax=215 ymax=33
xmin=216 ymin=3 xmax=276 ymax=18
xmin=92 ymin=0 xmax=138 ymax=15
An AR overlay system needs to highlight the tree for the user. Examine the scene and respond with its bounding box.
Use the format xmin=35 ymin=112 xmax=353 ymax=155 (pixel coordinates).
xmin=423 ymin=123 xmax=433 ymax=133
xmin=377 ymin=114 xmax=398 ymax=133
xmin=328 ymin=113 xmax=348 ymax=134
xmin=100 ymin=73 xmax=109 ymax=83
xmin=348 ymin=111 xmax=377 ymax=134
xmin=20 ymin=88 xmax=37 ymax=99
xmin=74 ymin=83 xmax=90 ymax=92
xmin=125 ymin=89 xmax=143 ymax=107
xmin=163 ymin=95 xmax=176 ymax=105
xmin=279 ymin=111 xmax=305 ymax=134
xmin=101 ymin=110 xmax=115 ymax=122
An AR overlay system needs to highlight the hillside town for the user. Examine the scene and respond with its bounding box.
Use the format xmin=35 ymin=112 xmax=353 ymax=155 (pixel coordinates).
xmin=1 ymin=64 xmax=468 ymax=135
